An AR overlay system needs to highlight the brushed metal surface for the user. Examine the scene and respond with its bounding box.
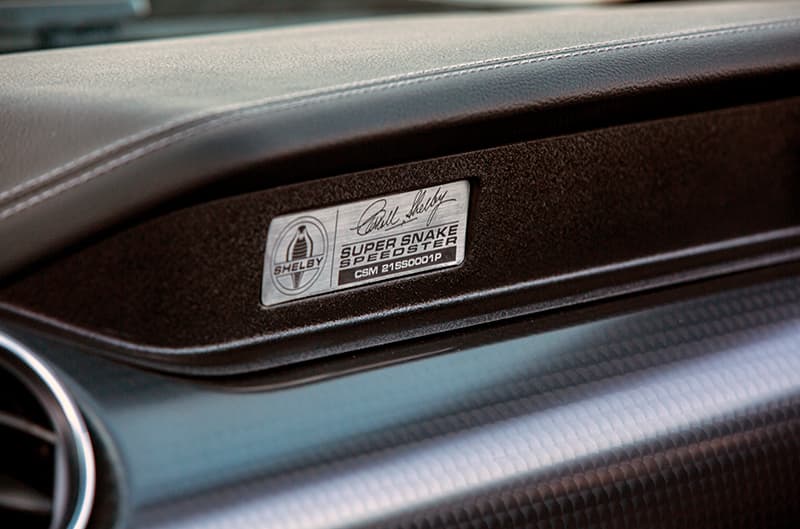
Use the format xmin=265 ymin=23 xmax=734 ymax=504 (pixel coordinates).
xmin=261 ymin=181 xmax=469 ymax=306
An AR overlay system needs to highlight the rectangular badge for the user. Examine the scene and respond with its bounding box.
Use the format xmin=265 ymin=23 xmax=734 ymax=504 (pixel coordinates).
xmin=261 ymin=180 xmax=470 ymax=306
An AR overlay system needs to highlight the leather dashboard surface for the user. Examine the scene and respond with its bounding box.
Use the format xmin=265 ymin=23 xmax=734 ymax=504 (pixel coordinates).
xmin=1 ymin=1 xmax=799 ymax=277
xmin=2 ymin=2 xmax=800 ymax=527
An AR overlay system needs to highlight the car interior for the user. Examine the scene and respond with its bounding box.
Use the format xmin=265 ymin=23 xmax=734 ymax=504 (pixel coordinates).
xmin=1 ymin=1 xmax=800 ymax=528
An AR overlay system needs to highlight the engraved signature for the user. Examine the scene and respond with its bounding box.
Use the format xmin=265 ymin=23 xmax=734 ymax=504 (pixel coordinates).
xmin=351 ymin=187 xmax=457 ymax=236
xmin=405 ymin=187 xmax=457 ymax=227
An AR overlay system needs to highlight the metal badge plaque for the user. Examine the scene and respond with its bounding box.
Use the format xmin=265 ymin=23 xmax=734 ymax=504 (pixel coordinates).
xmin=261 ymin=180 xmax=470 ymax=306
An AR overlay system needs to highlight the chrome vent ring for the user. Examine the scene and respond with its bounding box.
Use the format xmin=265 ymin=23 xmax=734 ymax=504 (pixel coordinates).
xmin=0 ymin=331 xmax=95 ymax=529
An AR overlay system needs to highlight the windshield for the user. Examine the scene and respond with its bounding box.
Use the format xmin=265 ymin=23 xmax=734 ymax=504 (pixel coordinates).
xmin=0 ymin=0 xmax=623 ymax=53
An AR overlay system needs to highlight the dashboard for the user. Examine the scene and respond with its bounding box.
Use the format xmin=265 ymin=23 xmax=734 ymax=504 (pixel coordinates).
xmin=1 ymin=2 xmax=800 ymax=528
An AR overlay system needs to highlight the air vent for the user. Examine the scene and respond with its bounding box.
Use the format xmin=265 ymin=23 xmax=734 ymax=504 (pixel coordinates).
xmin=0 ymin=332 xmax=94 ymax=529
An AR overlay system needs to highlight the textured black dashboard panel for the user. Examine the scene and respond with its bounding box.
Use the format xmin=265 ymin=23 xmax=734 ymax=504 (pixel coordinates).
xmin=6 ymin=266 xmax=800 ymax=529
xmin=2 ymin=98 xmax=800 ymax=374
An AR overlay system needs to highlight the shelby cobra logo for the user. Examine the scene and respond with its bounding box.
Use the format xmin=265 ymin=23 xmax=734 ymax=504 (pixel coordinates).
xmin=270 ymin=216 xmax=327 ymax=294
xmin=262 ymin=181 xmax=469 ymax=306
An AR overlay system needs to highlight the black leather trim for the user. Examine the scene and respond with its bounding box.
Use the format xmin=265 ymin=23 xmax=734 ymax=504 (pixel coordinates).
xmin=1 ymin=1 xmax=799 ymax=277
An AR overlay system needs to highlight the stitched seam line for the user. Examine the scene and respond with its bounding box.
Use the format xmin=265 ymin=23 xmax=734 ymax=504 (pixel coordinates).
xmin=2 ymin=18 xmax=799 ymax=221
xmin=1 ymin=18 xmax=789 ymax=205
xmin=2 ymin=18 xmax=797 ymax=207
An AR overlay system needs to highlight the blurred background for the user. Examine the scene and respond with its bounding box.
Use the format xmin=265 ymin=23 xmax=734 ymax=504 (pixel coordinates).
xmin=0 ymin=0 xmax=656 ymax=53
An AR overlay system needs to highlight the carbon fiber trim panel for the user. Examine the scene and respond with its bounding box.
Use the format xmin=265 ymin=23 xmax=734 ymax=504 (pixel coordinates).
xmin=7 ymin=271 xmax=800 ymax=529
